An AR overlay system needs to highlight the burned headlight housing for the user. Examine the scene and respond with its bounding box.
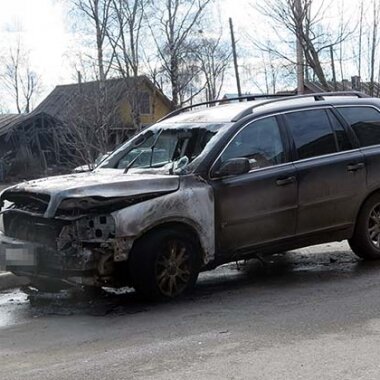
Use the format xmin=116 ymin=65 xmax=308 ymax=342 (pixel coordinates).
xmin=75 ymin=214 xmax=116 ymax=242
xmin=57 ymin=194 xmax=164 ymax=217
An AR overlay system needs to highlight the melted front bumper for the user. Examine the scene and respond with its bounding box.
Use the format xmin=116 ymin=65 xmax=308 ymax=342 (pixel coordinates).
xmin=0 ymin=232 xmax=101 ymax=287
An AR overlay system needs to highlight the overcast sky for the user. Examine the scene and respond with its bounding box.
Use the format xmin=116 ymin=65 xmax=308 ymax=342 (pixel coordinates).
xmin=0 ymin=0 xmax=360 ymax=111
xmin=0 ymin=0 xmax=70 ymax=85
xmin=0 ymin=1 xmax=251 ymax=80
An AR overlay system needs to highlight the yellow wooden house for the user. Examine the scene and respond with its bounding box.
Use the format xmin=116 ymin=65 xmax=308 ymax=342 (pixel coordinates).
xmin=33 ymin=75 xmax=174 ymax=145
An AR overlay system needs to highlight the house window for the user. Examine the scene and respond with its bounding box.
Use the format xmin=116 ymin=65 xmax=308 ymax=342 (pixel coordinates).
xmin=138 ymin=92 xmax=151 ymax=115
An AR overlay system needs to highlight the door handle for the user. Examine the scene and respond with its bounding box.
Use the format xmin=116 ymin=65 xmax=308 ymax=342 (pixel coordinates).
xmin=276 ymin=176 xmax=296 ymax=186
xmin=347 ymin=162 xmax=365 ymax=172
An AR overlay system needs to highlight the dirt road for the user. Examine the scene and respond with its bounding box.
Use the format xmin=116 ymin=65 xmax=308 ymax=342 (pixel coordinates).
xmin=2 ymin=242 xmax=380 ymax=379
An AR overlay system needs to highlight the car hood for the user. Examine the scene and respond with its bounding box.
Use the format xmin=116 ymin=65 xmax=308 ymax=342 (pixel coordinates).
xmin=2 ymin=169 xmax=180 ymax=217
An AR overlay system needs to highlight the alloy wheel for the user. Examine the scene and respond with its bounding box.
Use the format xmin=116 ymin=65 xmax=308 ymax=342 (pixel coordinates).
xmin=368 ymin=203 xmax=380 ymax=248
xmin=155 ymin=239 xmax=191 ymax=297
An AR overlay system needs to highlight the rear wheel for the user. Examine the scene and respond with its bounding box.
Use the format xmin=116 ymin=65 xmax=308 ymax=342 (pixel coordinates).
xmin=349 ymin=193 xmax=380 ymax=260
xmin=129 ymin=228 xmax=201 ymax=300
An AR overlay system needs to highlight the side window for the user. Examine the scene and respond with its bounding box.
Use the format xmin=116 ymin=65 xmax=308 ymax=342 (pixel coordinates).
xmin=285 ymin=109 xmax=337 ymax=160
xmin=220 ymin=116 xmax=285 ymax=171
xmin=327 ymin=110 xmax=353 ymax=151
xmin=337 ymin=106 xmax=380 ymax=147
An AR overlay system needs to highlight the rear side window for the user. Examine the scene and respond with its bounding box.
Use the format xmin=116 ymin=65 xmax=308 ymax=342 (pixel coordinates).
xmin=337 ymin=106 xmax=380 ymax=147
xmin=285 ymin=109 xmax=337 ymax=160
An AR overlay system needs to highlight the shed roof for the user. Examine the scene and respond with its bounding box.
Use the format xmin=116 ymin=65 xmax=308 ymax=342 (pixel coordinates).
xmin=0 ymin=76 xmax=172 ymax=139
xmin=0 ymin=112 xmax=60 ymax=139
xmin=0 ymin=114 xmax=27 ymax=136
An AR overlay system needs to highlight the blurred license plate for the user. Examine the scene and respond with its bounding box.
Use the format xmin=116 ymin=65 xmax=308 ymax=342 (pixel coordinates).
xmin=5 ymin=247 xmax=36 ymax=266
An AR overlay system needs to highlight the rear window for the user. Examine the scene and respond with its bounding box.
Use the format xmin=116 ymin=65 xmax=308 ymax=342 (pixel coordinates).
xmin=338 ymin=106 xmax=380 ymax=147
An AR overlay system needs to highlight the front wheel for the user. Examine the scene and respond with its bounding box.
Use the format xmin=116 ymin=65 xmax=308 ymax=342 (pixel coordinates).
xmin=349 ymin=193 xmax=380 ymax=260
xmin=129 ymin=228 xmax=201 ymax=300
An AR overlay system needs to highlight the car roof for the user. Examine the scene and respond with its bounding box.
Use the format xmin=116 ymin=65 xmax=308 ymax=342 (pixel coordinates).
xmin=160 ymin=101 xmax=268 ymax=124
xmin=160 ymin=93 xmax=380 ymax=124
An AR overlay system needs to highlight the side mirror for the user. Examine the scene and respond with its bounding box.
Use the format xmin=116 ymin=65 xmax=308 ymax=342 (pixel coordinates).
xmin=214 ymin=157 xmax=250 ymax=178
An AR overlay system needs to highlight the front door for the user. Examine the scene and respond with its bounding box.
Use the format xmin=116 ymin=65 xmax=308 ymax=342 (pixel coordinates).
xmin=211 ymin=116 xmax=298 ymax=255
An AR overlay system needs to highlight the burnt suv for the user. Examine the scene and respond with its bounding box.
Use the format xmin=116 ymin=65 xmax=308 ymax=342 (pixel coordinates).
xmin=1 ymin=91 xmax=380 ymax=299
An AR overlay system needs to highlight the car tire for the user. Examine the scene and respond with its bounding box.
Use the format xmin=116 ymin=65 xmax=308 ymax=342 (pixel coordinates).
xmin=349 ymin=193 xmax=380 ymax=260
xmin=129 ymin=228 xmax=202 ymax=300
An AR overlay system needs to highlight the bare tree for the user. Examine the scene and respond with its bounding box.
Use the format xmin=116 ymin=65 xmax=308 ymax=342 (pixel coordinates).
xmin=56 ymin=79 xmax=126 ymax=167
xmin=194 ymin=34 xmax=231 ymax=101
xmin=369 ymin=0 xmax=380 ymax=96
xmin=149 ymin=0 xmax=211 ymax=107
xmin=22 ymin=66 xmax=40 ymax=113
xmin=260 ymin=50 xmax=283 ymax=94
xmin=73 ymin=0 xmax=114 ymax=82
xmin=0 ymin=41 xmax=41 ymax=114
xmin=256 ymin=0 xmax=353 ymax=90
xmin=72 ymin=0 xmax=119 ymax=154
xmin=106 ymin=0 xmax=149 ymax=130
xmin=241 ymin=46 xmax=294 ymax=95
xmin=358 ymin=0 xmax=365 ymax=80
xmin=69 ymin=51 xmax=98 ymax=82
xmin=294 ymin=0 xmax=305 ymax=93
xmin=108 ymin=0 xmax=148 ymax=77
xmin=337 ymin=0 xmax=345 ymax=84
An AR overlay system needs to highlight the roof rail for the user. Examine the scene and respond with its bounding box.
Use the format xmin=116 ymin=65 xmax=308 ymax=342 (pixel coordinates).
xmin=232 ymin=91 xmax=370 ymax=121
xmin=159 ymin=93 xmax=295 ymax=122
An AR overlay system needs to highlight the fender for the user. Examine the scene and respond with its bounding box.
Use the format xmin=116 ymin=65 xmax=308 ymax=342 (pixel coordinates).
xmin=111 ymin=175 xmax=216 ymax=263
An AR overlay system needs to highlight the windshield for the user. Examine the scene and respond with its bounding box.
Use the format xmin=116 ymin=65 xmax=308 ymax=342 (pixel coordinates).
xmin=98 ymin=122 xmax=230 ymax=174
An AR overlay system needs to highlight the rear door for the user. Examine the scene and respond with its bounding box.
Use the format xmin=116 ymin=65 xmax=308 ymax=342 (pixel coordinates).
xmin=211 ymin=116 xmax=298 ymax=254
xmin=337 ymin=105 xmax=380 ymax=193
xmin=284 ymin=108 xmax=366 ymax=236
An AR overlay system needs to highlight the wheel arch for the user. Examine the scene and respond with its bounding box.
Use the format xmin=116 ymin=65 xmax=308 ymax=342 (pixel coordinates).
xmin=353 ymin=187 xmax=380 ymax=232
xmin=130 ymin=220 xmax=207 ymax=265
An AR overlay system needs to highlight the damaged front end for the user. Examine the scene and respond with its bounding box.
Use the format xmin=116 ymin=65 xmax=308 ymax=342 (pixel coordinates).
xmin=0 ymin=190 xmax=151 ymax=289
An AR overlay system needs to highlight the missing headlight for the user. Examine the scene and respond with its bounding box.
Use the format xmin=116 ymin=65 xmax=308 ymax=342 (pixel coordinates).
xmin=75 ymin=215 xmax=116 ymax=242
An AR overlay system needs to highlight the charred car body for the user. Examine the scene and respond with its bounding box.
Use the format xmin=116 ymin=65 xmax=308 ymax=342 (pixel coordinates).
xmin=3 ymin=91 xmax=380 ymax=299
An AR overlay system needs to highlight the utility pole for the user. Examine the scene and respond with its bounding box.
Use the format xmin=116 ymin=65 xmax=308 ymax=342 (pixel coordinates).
xmin=229 ymin=17 xmax=242 ymax=98
xmin=295 ymin=0 xmax=304 ymax=94
xmin=330 ymin=45 xmax=337 ymax=90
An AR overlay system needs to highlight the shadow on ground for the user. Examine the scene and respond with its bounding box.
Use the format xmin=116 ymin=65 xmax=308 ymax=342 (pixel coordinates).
xmin=15 ymin=246 xmax=380 ymax=318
